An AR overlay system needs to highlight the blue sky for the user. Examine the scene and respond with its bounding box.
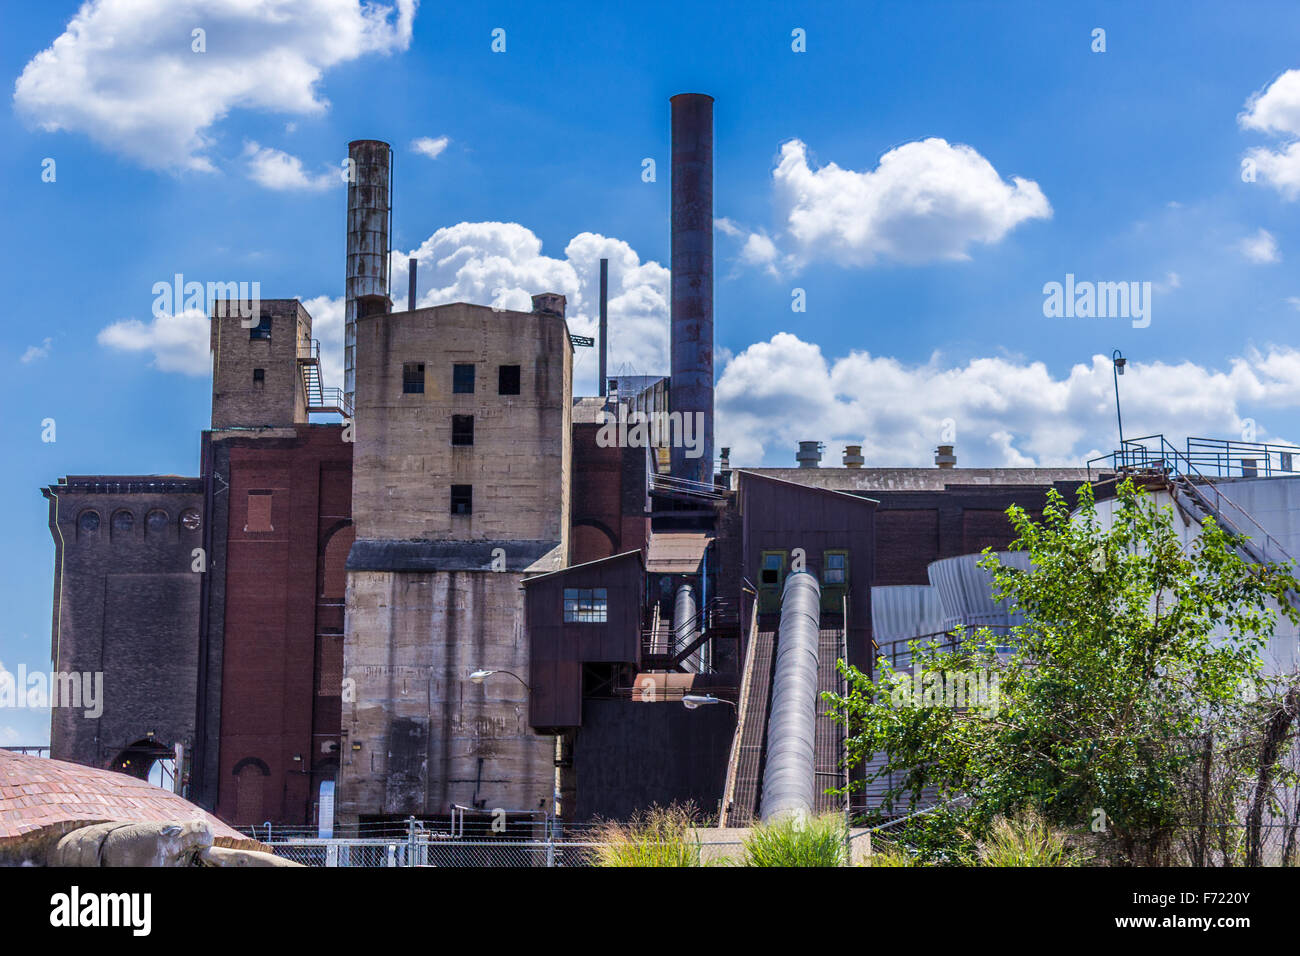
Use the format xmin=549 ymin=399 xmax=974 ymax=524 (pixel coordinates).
xmin=4 ymin=0 xmax=1300 ymax=742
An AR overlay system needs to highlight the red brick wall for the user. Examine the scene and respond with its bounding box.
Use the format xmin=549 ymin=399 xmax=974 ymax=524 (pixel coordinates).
xmin=215 ymin=426 xmax=351 ymax=826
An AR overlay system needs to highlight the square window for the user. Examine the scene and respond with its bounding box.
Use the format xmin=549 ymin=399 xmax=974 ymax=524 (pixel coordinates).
xmin=403 ymin=362 xmax=425 ymax=394
xmin=563 ymin=588 xmax=607 ymax=623
xmin=498 ymin=365 xmax=521 ymax=395
xmin=451 ymin=415 xmax=474 ymax=446
xmin=453 ymin=364 xmax=475 ymax=394
xmin=245 ymin=491 xmax=273 ymax=533
xmin=824 ymin=552 xmax=847 ymax=585
xmin=450 ymin=484 xmax=472 ymax=515
xmin=249 ymin=316 xmax=272 ymax=341
xmin=761 ymin=552 xmax=784 ymax=585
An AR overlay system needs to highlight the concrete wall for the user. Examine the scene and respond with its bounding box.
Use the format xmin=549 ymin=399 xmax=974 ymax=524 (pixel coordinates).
xmin=341 ymin=298 xmax=572 ymax=822
xmin=41 ymin=478 xmax=204 ymax=773
xmin=340 ymin=569 xmax=553 ymax=818
xmin=350 ymin=301 xmax=571 ymax=546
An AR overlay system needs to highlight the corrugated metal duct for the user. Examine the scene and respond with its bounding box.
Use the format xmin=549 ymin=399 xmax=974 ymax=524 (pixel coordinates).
xmin=871 ymin=585 xmax=946 ymax=642
xmin=927 ymin=551 xmax=1032 ymax=632
xmin=759 ymin=571 xmax=821 ymax=822
xmin=674 ymin=583 xmax=700 ymax=672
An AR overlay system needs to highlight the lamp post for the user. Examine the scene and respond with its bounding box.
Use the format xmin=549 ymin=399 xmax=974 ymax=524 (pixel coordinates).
xmin=1112 ymin=349 xmax=1127 ymax=464
xmin=468 ymin=668 xmax=529 ymax=690
xmin=681 ymin=694 xmax=736 ymax=711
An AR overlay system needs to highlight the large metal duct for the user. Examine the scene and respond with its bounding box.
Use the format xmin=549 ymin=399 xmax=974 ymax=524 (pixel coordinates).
xmin=871 ymin=585 xmax=947 ymax=643
xmin=669 ymin=93 xmax=714 ymax=487
xmin=927 ymin=551 xmax=1032 ymax=633
xmin=344 ymin=139 xmax=392 ymax=413
xmin=759 ymin=571 xmax=821 ymax=822
xmin=674 ymin=583 xmax=700 ymax=672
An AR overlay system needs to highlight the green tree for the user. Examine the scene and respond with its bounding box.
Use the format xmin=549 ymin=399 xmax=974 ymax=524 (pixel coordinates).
xmin=829 ymin=479 xmax=1300 ymax=863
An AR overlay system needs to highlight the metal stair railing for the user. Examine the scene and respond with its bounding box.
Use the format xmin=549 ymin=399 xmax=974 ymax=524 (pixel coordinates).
xmin=1095 ymin=434 xmax=1299 ymax=610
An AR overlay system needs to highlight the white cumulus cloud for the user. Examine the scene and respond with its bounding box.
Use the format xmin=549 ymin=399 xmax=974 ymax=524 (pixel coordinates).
xmin=1240 ymin=71 xmax=1300 ymax=200
xmin=98 ymin=309 xmax=211 ymax=375
xmin=13 ymin=0 xmax=417 ymax=172
xmin=770 ymin=137 xmax=1051 ymax=267
xmin=716 ymin=333 xmax=1300 ymax=468
xmin=20 ymin=338 xmax=53 ymax=364
xmin=243 ymin=141 xmax=337 ymax=190
xmin=1240 ymin=228 xmax=1281 ymax=264
xmin=97 ymin=223 xmax=670 ymax=396
xmin=412 ymin=135 xmax=450 ymax=159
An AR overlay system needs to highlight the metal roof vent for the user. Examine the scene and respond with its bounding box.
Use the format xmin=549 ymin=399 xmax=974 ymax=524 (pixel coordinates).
xmin=935 ymin=444 xmax=956 ymax=469
xmin=796 ymin=441 xmax=824 ymax=468
xmin=843 ymin=445 xmax=864 ymax=468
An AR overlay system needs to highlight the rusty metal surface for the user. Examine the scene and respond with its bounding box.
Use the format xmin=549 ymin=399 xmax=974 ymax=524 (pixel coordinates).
xmin=668 ymin=93 xmax=714 ymax=487
xmin=344 ymin=139 xmax=391 ymax=412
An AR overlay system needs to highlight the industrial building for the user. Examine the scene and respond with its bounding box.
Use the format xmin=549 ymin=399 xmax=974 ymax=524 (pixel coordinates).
xmin=40 ymin=93 xmax=1130 ymax=831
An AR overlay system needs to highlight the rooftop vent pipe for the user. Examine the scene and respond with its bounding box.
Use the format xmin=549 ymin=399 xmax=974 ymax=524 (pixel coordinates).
xmin=599 ymin=257 xmax=609 ymax=398
xmin=669 ymin=93 xmax=714 ymax=487
xmin=796 ymin=441 xmax=824 ymax=468
xmin=759 ymin=571 xmax=821 ymax=822
xmin=935 ymin=444 xmax=957 ymax=469
xmin=843 ymin=445 xmax=864 ymax=468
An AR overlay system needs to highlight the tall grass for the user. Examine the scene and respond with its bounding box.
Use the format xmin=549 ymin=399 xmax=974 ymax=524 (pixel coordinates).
xmin=965 ymin=810 xmax=1090 ymax=867
xmin=741 ymin=813 xmax=847 ymax=867
xmin=591 ymin=804 xmax=702 ymax=867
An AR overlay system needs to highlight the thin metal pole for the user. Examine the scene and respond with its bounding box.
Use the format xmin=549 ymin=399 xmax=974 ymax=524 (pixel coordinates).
xmin=1112 ymin=349 xmax=1125 ymax=464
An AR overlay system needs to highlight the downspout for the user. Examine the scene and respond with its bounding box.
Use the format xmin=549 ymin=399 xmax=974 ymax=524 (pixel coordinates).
xmin=759 ymin=571 xmax=821 ymax=822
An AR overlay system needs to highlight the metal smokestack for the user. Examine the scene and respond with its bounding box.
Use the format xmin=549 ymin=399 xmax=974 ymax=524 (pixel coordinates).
xmin=598 ymin=257 xmax=608 ymax=398
xmin=669 ymin=93 xmax=714 ymax=486
xmin=408 ymin=257 xmax=417 ymax=312
xmin=345 ymin=139 xmax=392 ymax=412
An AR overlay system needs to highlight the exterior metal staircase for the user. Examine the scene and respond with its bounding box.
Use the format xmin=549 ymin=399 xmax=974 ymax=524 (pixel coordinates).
xmin=298 ymin=339 xmax=353 ymax=418
xmin=1091 ymin=435 xmax=1300 ymax=611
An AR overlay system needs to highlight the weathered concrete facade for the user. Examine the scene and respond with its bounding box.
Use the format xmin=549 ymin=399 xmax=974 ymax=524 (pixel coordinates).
xmin=340 ymin=296 xmax=573 ymax=822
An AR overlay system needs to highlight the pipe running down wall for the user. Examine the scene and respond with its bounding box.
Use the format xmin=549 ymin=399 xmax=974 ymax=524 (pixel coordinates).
xmin=674 ymin=583 xmax=700 ymax=673
xmin=759 ymin=571 xmax=821 ymax=822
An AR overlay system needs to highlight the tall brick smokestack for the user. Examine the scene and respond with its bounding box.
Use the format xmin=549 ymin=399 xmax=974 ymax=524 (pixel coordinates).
xmin=345 ymin=139 xmax=392 ymax=414
xmin=669 ymin=93 xmax=714 ymax=486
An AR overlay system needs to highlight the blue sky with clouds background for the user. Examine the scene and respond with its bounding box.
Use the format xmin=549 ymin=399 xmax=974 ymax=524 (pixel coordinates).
xmin=3 ymin=0 xmax=1300 ymax=742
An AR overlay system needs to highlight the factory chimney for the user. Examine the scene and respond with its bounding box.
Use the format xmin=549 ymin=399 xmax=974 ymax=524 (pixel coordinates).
xmin=408 ymin=257 xmax=417 ymax=312
xmin=344 ymin=139 xmax=393 ymax=413
xmin=669 ymin=94 xmax=714 ymax=487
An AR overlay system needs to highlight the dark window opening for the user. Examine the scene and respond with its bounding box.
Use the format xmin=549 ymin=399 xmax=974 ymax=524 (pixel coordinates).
xmin=498 ymin=365 xmax=521 ymax=395
xmin=451 ymin=415 xmax=474 ymax=446
xmin=451 ymin=484 xmax=472 ymax=515
xmin=563 ymin=588 xmax=608 ymax=623
xmin=453 ymin=363 xmax=475 ymax=394
xmin=760 ymin=552 xmax=785 ymax=585
xmin=403 ymin=362 xmax=425 ymax=394
xmin=253 ymin=368 xmax=265 ymax=387
xmin=249 ymin=316 xmax=272 ymax=340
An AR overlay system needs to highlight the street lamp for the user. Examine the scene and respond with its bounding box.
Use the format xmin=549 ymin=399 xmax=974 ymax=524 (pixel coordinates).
xmin=468 ymin=668 xmax=530 ymax=690
xmin=681 ymin=694 xmax=736 ymax=711
xmin=1111 ymin=349 xmax=1127 ymax=463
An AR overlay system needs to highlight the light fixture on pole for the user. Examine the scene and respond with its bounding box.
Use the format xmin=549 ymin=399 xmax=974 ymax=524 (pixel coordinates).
xmin=468 ymin=668 xmax=530 ymax=690
xmin=1112 ymin=349 xmax=1127 ymax=462
xmin=681 ymin=694 xmax=736 ymax=711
